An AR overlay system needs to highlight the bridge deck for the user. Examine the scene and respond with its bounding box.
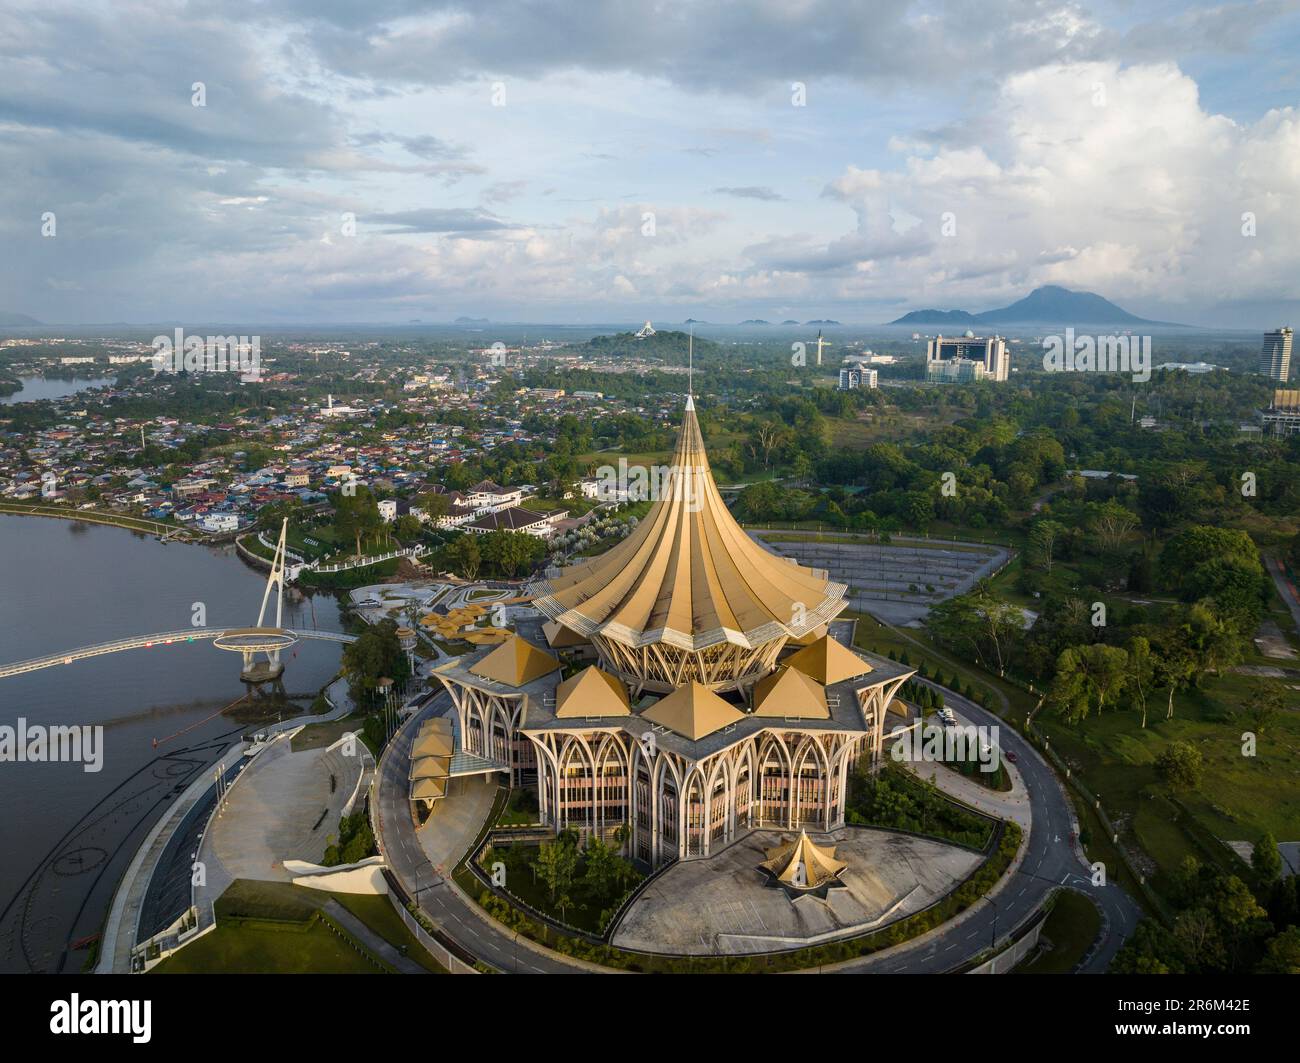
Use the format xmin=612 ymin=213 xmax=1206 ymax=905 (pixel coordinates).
xmin=0 ymin=628 xmax=356 ymax=678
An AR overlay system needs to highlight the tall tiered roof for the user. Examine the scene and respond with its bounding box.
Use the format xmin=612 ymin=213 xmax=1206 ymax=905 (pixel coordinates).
xmin=530 ymin=399 xmax=847 ymax=651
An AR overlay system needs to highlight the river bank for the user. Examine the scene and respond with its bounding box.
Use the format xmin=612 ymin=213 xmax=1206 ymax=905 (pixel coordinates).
xmin=0 ymin=514 xmax=347 ymax=972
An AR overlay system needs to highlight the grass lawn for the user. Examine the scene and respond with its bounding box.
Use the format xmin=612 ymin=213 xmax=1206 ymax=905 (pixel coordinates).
xmin=1015 ymin=890 xmax=1102 ymax=974
xmin=1035 ymin=672 xmax=1300 ymax=898
xmin=154 ymin=879 xmax=446 ymax=974
xmin=496 ymin=787 xmax=541 ymax=826
xmin=849 ymin=612 xmax=1039 ymax=721
xmin=151 ymin=919 xmax=383 ymax=974
xmin=332 ymin=893 xmax=446 ymax=973
xmin=215 ymin=878 xmax=322 ymax=921
xmin=290 ymin=713 xmax=364 ymax=752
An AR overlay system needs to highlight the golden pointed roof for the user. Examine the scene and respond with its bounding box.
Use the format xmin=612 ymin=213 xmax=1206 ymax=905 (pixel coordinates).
xmin=410 ymin=777 xmax=447 ymax=801
xmin=410 ymin=755 xmax=451 ymax=780
xmin=411 ymin=729 xmax=454 ymax=759
xmin=641 ymin=681 xmax=746 ymax=740
xmin=760 ymin=831 xmax=848 ymax=890
xmin=529 ymin=401 xmax=847 ymax=651
xmin=542 ymin=620 xmax=591 ymax=649
xmin=555 ymin=665 xmax=631 ymax=718
xmin=789 ymin=623 xmax=829 ymax=646
xmin=783 ymin=634 xmax=872 ymax=685
xmin=468 ymin=634 xmax=560 ymax=687
xmin=752 ymin=665 xmax=830 ymax=719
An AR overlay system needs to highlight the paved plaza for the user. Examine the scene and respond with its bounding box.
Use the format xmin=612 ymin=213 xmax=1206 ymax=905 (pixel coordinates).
xmin=612 ymin=827 xmax=983 ymax=955
xmin=194 ymin=737 xmax=363 ymax=912
xmin=749 ymin=532 xmax=1009 ymax=624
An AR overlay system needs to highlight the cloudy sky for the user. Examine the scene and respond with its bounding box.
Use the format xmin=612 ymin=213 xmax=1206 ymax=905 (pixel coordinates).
xmin=6 ymin=0 xmax=1300 ymax=326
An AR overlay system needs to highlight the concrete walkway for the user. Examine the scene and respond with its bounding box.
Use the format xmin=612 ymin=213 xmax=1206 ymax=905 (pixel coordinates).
xmin=96 ymin=742 xmax=247 ymax=975
xmin=97 ymin=681 xmax=355 ymax=973
xmin=321 ymin=899 xmax=428 ymax=974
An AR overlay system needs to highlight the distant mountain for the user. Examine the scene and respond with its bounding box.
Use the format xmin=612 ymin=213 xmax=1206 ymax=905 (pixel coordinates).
xmin=0 ymin=311 xmax=43 ymax=326
xmin=806 ymin=319 xmax=840 ymax=325
xmin=890 ymin=286 xmax=1184 ymax=327
xmin=891 ymin=308 xmax=977 ymax=326
xmin=781 ymin=319 xmax=800 ymax=325
xmin=683 ymin=318 xmax=709 ymax=325
xmin=740 ymin=318 xmax=770 ymax=325
xmin=453 ymin=315 xmax=490 ymax=325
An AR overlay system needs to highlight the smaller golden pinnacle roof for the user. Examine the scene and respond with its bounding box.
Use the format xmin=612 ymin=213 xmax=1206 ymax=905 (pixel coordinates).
xmin=410 ymin=755 xmax=451 ymax=780
xmin=468 ymin=634 xmax=560 ymax=687
xmin=410 ymin=777 xmax=447 ymax=801
xmin=759 ymin=831 xmax=848 ymax=891
xmin=542 ymin=620 xmax=591 ymax=648
xmin=555 ymin=665 xmax=631 ymax=718
xmin=411 ymin=729 xmax=454 ymax=759
xmin=783 ymin=634 xmax=873 ymax=686
xmin=752 ymin=665 xmax=830 ymax=719
xmin=640 ymin=681 xmax=745 ymax=740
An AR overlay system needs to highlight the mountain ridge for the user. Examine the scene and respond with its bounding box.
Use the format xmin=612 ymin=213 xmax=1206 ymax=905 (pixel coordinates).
xmin=889 ymin=286 xmax=1187 ymax=327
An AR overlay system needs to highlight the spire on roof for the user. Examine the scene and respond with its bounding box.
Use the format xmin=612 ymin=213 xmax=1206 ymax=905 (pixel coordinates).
xmin=528 ymin=395 xmax=849 ymax=665
xmin=686 ymin=328 xmax=694 ymax=411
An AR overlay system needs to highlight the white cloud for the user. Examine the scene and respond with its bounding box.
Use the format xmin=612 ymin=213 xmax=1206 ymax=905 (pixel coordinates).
xmin=804 ymin=61 xmax=1300 ymax=313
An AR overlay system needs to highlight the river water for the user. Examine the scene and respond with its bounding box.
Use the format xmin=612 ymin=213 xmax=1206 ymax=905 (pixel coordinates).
xmin=0 ymin=514 xmax=346 ymax=972
xmin=0 ymin=376 xmax=116 ymax=404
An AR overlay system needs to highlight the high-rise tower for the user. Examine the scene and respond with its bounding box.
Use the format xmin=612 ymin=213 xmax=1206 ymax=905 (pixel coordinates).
xmin=1261 ymin=327 xmax=1293 ymax=382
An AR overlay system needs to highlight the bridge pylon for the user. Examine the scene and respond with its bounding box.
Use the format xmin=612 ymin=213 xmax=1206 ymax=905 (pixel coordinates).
xmin=213 ymin=518 xmax=299 ymax=686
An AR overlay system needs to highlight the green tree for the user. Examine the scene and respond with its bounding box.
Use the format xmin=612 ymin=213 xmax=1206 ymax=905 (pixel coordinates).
xmin=582 ymin=838 xmax=620 ymax=899
xmin=419 ymin=491 xmax=452 ymax=523
xmin=1027 ymin=519 xmax=1066 ymax=573
xmin=925 ymin=589 xmax=1024 ymax=677
xmin=1152 ymin=633 xmax=1197 ymax=721
xmin=536 ymin=835 xmax=578 ymax=903
xmin=1048 ymin=647 xmax=1091 ymax=724
xmin=1259 ymin=926 xmax=1300 ymax=973
xmin=1126 ymin=635 xmax=1155 ymax=728
xmin=341 ymin=618 xmax=409 ymax=703
xmin=1154 ymin=740 xmax=1203 ymax=791
xmin=1251 ymin=830 xmax=1283 ymax=882
xmin=1077 ymin=643 xmax=1128 ymax=716
xmin=332 ymin=485 xmax=382 ymax=558
xmin=443 ymin=534 xmax=482 ymax=579
xmin=481 ymin=530 xmax=545 ymax=578
xmin=1246 ymin=681 xmax=1286 ymax=736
